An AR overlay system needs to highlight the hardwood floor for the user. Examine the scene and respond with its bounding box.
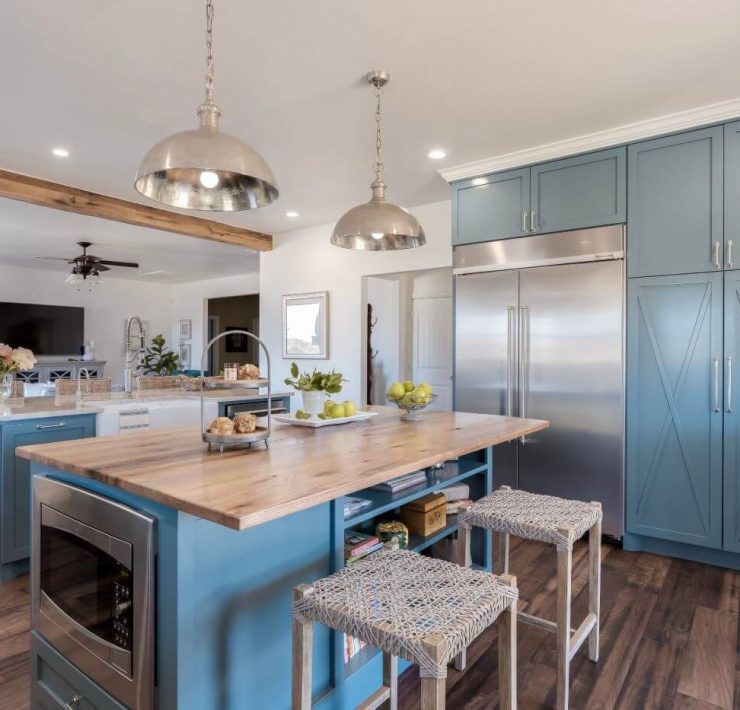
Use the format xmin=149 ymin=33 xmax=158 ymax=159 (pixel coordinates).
xmin=1 ymin=538 xmax=738 ymax=709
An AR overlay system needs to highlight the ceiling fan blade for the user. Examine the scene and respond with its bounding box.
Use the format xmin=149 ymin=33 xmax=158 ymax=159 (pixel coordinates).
xmin=34 ymin=256 xmax=74 ymax=262
xmin=94 ymin=264 xmax=111 ymax=272
xmin=99 ymin=260 xmax=139 ymax=268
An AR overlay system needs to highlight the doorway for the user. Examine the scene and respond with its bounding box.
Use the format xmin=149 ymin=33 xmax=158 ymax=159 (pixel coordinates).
xmin=206 ymin=294 xmax=260 ymax=375
xmin=364 ymin=268 xmax=452 ymax=409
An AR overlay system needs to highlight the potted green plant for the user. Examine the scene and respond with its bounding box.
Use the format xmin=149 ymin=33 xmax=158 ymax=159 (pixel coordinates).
xmin=284 ymin=362 xmax=345 ymax=414
xmin=140 ymin=334 xmax=180 ymax=375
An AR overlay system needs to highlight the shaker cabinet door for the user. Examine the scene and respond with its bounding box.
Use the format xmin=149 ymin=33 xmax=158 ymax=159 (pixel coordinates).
xmin=529 ymin=147 xmax=626 ymax=235
xmin=627 ymin=127 xmax=723 ymax=278
xmin=724 ymin=272 xmax=740 ymax=552
xmin=626 ymin=273 xmax=723 ymax=548
xmin=1 ymin=416 xmax=94 ymax=564
xmin=452 ymin=168 xmax=530 ymax=245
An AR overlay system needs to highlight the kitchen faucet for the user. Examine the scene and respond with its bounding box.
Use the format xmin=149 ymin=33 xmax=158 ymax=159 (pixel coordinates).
xmin=124 ymin=315 xmax=146 ymax=398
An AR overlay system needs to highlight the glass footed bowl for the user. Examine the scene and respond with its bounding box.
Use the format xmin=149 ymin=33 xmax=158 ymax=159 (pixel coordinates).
xmin=386 ymin=392 xmax=437 ymax=422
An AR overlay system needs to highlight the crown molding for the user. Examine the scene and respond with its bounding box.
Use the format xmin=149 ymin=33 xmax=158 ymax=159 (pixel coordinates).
xmin=439 ymin=97 xmax=740 ymax=183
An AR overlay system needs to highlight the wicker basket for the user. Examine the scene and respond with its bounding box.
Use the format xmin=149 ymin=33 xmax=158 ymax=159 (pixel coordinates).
xmin=136 ymin=375 xmax=184 ymax=391
xmin=56 ymin=378 xmax=112 ymax=396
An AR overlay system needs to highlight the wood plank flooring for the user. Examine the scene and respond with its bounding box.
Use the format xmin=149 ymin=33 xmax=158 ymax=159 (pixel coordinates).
xmin=1 ymin=538 xmax=738 ymax=709
xmin=398 ymin=538 xmax=740 ymax=709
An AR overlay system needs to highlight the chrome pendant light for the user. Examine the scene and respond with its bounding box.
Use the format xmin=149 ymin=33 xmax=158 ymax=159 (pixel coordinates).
xmin=331 ymin=70 xmax=425 ymax=250
xmin=135 ymin=0 xmax=278 ymax=211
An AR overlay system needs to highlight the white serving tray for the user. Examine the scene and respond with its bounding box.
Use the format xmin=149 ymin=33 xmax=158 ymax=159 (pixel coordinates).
xmin=273 ymin=411 xmax=378 ymax=428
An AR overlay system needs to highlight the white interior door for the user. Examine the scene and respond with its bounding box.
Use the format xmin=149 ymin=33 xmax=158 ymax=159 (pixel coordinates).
xmin=412 ymin=297 xmax=452 ymax=410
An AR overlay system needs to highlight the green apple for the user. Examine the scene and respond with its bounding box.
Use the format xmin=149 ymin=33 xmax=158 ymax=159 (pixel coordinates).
xmin=403 ymin=380 xmax=415 ymax=393
xmin=295 ymin=409 xmax=311 ymax=420
xmin=419 ymin=382 xmax=432 ymax=396
xmin=387 ymin=382 xmax=405 ymax=399
xmin=329 ymin=403 xmax=346 ymax=419
xmin=400 ymin=394 xmax=415 ymax=408
xmin=323 ymin=399 xmax=335 ymax=415
xmin=343 ymin=400 xmax=356 ymax=417
xmin=411 ymin=387 xmax=429 ymax=404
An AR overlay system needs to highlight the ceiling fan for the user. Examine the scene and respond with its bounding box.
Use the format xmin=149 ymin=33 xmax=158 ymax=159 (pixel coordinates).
xmin=35 ymin=241 xmax=139 ymax=282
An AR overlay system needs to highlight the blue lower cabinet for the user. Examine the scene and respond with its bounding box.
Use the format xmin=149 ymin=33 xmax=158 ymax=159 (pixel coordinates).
xmin=626 ymin=273 xmax=723 ymax=549
xmin=1 ymin=415 xmax=95 ymax=571
xmin=725 ymin=273 xmax=740 ymax=552
xmin=31 ymin=632 xmax=127 ymax=710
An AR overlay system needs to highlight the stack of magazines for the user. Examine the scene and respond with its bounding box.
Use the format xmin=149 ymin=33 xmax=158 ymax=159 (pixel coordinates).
xmin=369 ymin=470 xmax=427 ymax=493
xmin=343 ymin=496 xmax=372 ymax=519
xmin=344 ymin=530 xmax=382 ymax=564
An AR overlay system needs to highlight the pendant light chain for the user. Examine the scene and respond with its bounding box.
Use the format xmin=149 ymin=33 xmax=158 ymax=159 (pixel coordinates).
xmin=205 ymin=0 xmax=215 ymax=104
xmin=374 ymin=83 xmax=384 ymax=182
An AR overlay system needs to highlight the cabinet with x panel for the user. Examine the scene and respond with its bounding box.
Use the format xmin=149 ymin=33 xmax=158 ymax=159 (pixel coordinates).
xmin=626 ymin=272 xmax=723 ymax=549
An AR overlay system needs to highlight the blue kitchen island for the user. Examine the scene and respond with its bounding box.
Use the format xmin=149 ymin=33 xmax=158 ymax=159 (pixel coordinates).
xmin=17 ymin=407 xmax=546 ymax=710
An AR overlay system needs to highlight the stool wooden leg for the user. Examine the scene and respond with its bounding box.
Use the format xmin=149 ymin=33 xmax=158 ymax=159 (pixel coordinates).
xmin=498 ymin=574 xmax=517 ymax=710
xmin=292 ymin=585 xmax=313 ymax=710
xmin=454 ymin=510 xmax=472 ymax=672
xmin=493 ymin=532 xmax=510 ymax=575
xmin=588 ymin=503 xmax=602 ymax=663
xmin=420 ymin=633 xmax=448 ymax=710
xmin=556 ymin=541 xmax=572 ymax=710
xmin=383 ymin=653 xmax=398 ymax=710
xmin=420 ymin=678 xmax=445 ymax=710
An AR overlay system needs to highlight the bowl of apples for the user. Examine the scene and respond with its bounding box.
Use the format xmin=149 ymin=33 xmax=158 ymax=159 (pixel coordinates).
xmin=386 ymin=381 xmax=436 ymax=422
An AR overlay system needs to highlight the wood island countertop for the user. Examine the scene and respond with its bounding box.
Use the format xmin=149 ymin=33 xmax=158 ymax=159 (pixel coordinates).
xmin=16 ymin=406 xmax=548 ymax=531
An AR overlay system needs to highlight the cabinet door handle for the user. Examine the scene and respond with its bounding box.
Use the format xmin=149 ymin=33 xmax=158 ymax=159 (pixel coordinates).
xmin=728 ymin=240 xmax=734 ymax=269
xmin=530 ymin=210 xmax=537 ymax=233
xmin=64 ymin=695 xmax=82 ymax=710
xmin=36 ymin=422 xmax=66 ymax=430
xmin=714 ymin=241 xmax=721 ymax=269
xmin=714 ymin=356 xmax=721 ymax=412
xmin=522 ymin=211 xmax=528 ymax=233
xmin=728 ymin=356 xmax=733 ymax=414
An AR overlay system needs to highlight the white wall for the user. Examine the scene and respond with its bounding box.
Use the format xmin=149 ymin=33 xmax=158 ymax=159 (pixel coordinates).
xmin=170 ymin=272 xmax=260 ymax=371
xmin=0 ymin=263 xmax=172 ymax=386
xmin=367 ymin=276 xmax=401 ymax=404
xmin=259 ymin=200 xmax=452 ymax=403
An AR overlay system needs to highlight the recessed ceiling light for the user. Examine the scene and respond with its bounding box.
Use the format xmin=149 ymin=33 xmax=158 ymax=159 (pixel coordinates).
xmin=471 ymin=177 xmax=488 ymax=186
xmin=285 ymin=211 xmax=299 ymax=218
xmin=428 ymin=149 xmax=447 ymax=160
xmin=52 ymin=147 xmax=70 ymax=158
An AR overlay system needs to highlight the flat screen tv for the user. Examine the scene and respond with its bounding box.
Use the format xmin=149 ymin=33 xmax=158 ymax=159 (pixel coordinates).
xmin=0 ymin=302 xmax=84 ymax=356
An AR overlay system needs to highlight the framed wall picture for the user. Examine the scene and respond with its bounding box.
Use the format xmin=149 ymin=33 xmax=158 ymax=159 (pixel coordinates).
xmin=282 ymin=292 xmax=328 ymax=359
xmin=225 ymin=327 xmax=249 ymax=353
xmin=179 ymin=342 xmax=191 ymax=368
xmin=179 ymin=319 xmax=192 ymax=340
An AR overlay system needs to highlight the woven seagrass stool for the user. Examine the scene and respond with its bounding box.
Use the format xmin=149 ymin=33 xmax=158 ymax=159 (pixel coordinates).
xmin=291 ymin=549 xmax=518 ymax=710
xmin=457 ymin=486 xmax=602 ymax=710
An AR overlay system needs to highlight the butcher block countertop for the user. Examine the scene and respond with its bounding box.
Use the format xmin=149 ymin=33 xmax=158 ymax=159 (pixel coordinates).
xmin=16 ymin=406 xmax=548 ymax=531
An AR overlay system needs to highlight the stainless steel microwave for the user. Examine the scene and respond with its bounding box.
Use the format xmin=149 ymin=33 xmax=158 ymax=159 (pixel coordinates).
xmin=32 ymin=476 xmax=156 ymax=709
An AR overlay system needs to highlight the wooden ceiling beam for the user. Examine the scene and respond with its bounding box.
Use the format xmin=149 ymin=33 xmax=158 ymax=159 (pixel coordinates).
xmin=0 ymin=169 xmax=273 ymax=251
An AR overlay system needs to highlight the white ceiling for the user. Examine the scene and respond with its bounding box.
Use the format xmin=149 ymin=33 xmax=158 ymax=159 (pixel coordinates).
xmin=1 ymin=0 xmax=740 ymax=262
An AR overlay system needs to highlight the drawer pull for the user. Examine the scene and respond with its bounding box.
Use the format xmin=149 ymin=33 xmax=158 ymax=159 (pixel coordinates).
xmin=35 ymin=422 xmax=66 ymax=430
xmin=65 ymin=695 xmax=82 ymax=710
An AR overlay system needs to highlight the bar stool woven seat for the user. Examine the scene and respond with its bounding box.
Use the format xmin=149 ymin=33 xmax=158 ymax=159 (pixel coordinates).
xmin=291 ymin=549 xmax=518 ymax=709
xmin=459 ymin=487 xmax=602 ymax=551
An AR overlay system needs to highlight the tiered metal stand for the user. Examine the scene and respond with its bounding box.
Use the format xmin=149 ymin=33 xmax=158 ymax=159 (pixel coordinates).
xmin=200 ymin=330 xmax=272 ymax=452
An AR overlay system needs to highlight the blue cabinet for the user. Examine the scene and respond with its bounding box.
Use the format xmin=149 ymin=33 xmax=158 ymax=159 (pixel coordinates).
xmin=452 ymin=168 xmax=529 ymax=245
xmin=725 ymin=121 xmax=740 ymax=270
xmin=530 ymin=147 xmax=626 ymax=234
xmin=627 ymin=127 xmax=724 ymax=278
xmin=452 ymin=147 xmax=626 ymax=246
xmin=626 ymin=273 xmax=723 ymax=548
xmin=724 ymin=272 xmax=740 ymax=552
xmin=1 ymin=415 xmax=94 ymax=568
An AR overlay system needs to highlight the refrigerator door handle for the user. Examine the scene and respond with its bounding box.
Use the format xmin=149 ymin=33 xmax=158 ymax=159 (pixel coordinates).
xmin=506 ymin=306 xmax=515 ymax=416
xmin=519 ymin=305 xmax=529 ymax=443
xmin=727 ymin=356 xmax=733 ymax=414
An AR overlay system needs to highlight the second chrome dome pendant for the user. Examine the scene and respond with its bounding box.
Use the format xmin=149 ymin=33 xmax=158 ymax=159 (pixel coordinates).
xmin=331 ymin=70 xmax=425 ymax=251
xmin=135 ymin=0 xmax=278 ymax=212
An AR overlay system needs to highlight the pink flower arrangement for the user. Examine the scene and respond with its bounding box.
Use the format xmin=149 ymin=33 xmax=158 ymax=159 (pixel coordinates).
xmin=0 ymin=344 xmax=36 ymax=377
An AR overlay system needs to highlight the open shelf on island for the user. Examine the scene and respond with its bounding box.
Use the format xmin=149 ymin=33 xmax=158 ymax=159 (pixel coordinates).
xmin=343 ymin=459 xmax=487 ymax=528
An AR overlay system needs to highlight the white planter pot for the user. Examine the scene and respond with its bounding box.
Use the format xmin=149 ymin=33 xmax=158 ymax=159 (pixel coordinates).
xmin=301 ymin=390 xmax=327 ymax=415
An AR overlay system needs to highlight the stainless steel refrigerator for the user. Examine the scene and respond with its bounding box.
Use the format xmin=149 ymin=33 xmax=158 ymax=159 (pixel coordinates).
xmin=454 ymin=226 xmax=624 ymax=537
